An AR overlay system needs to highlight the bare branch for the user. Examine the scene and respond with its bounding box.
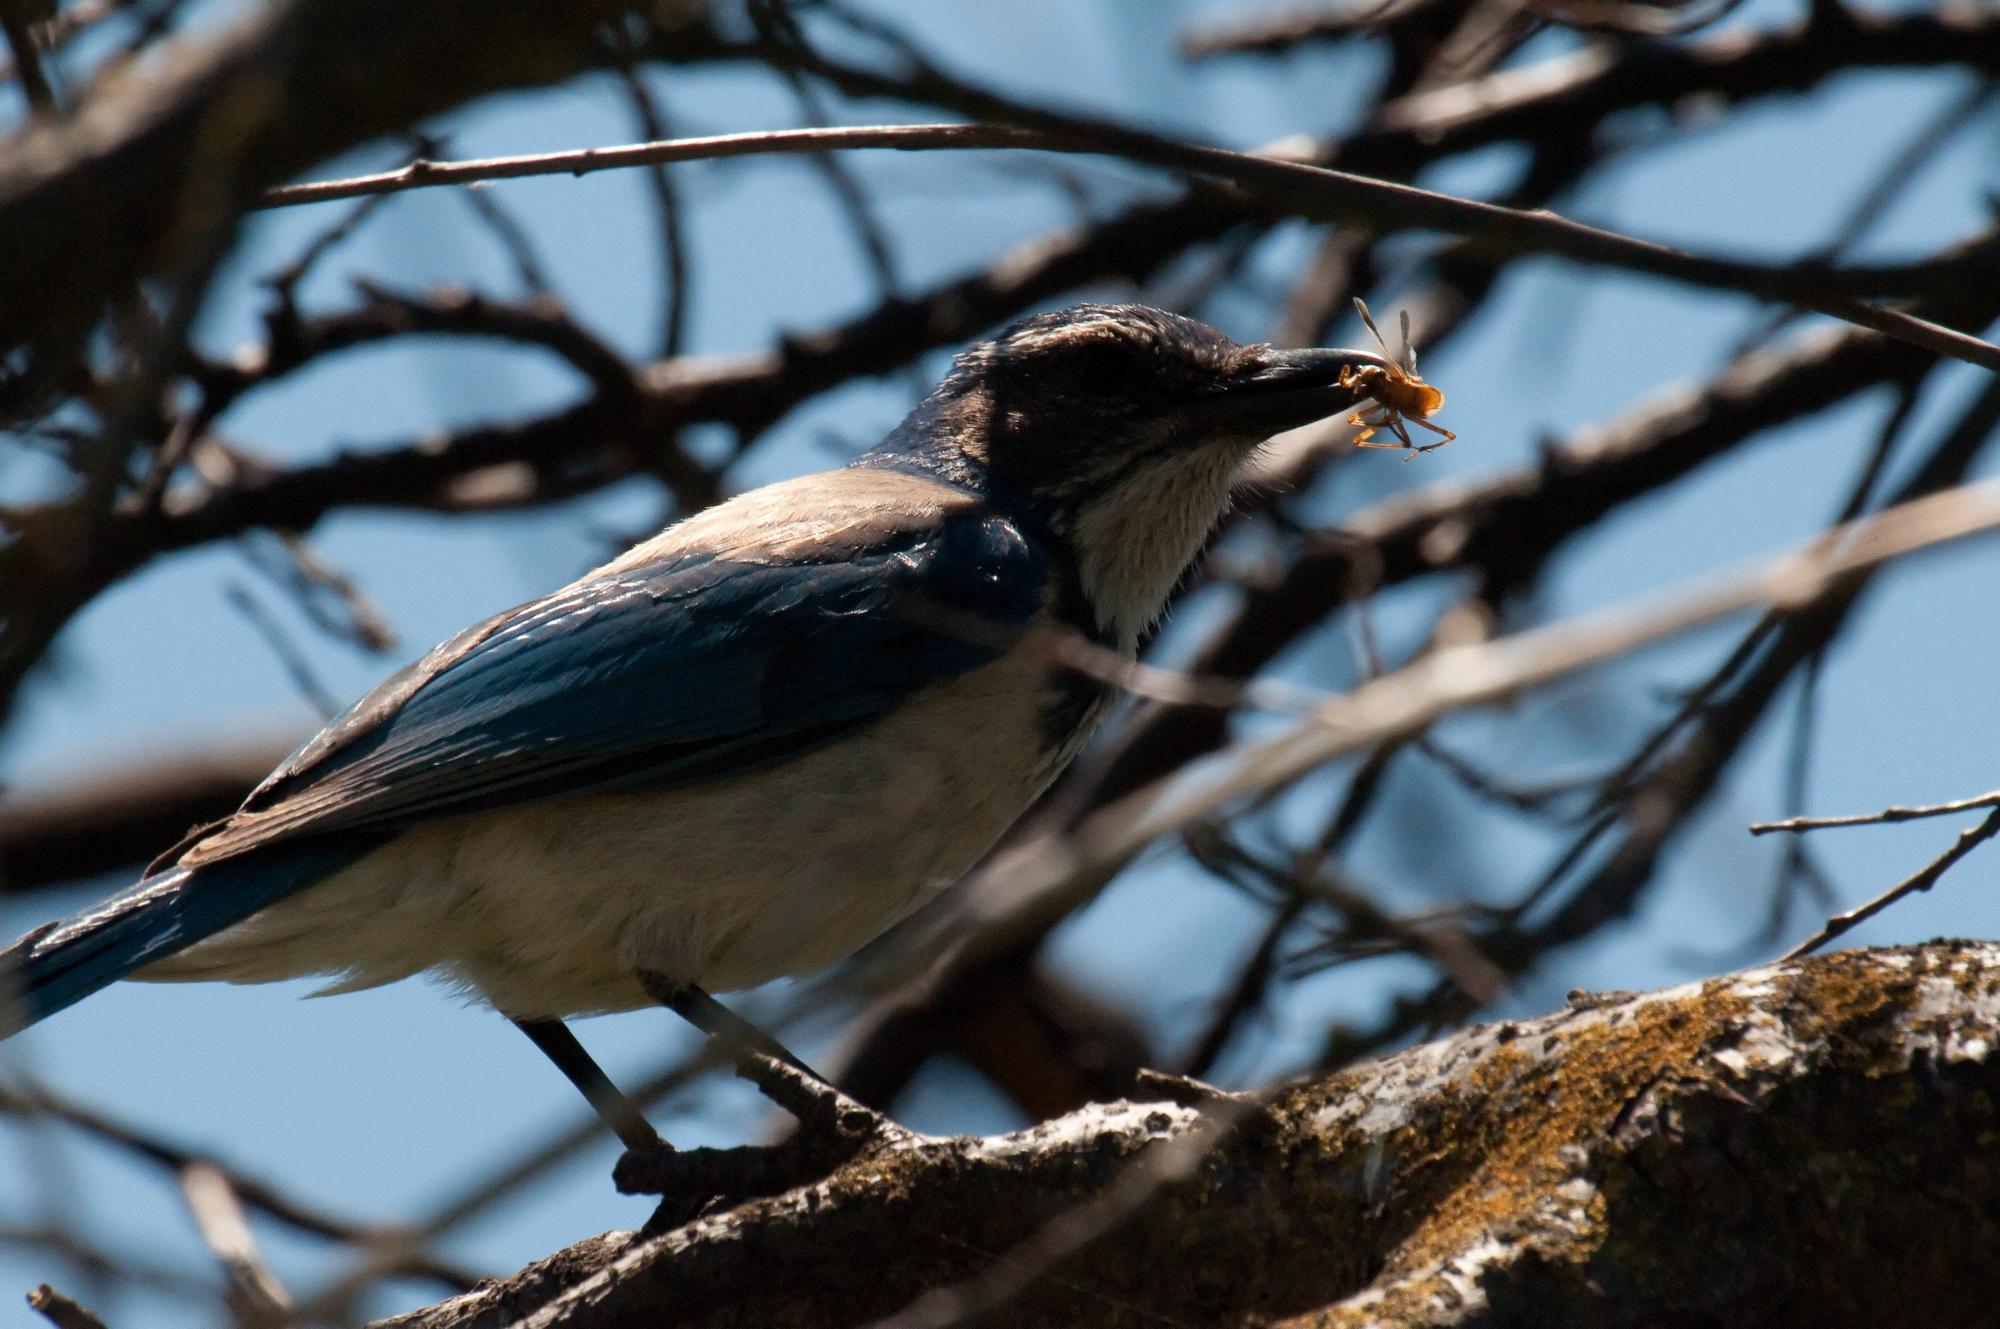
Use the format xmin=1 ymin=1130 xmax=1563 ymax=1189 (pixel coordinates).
xmin=252 ymin=121 xmax=2000 ymax=367
xmin=1753 ymin=788 xmax=2000 ymax=835
xmin=604 ymin=37 xmax=692 ymax=360
xmin=1782 ymin=807 xmax=2000 ymax=961
xmin=256 ymin=124 xmax=1046 ymax=208
xmin=904 ymin=475 xmax=2000 ymax=991
xmin=240 ymin=532 xmax=397 ymax=655
xmin=372 ymin=945 xmax=2000 ymax=1329
xmin=1181 ymin=1 xmax=1435 ymax=58
xmin=1 ymin=7 xmax=58 ymax=115
xmin=0 ymin=1079 xmax=485 ymax=1293
xmin=0 ymin=737 xmax=299 ymax=896
xmin=223 ymin=583 xmax=340 ymax=720
xmin=744 ymin=14 xmax=2000 ymax=364
xmin=25 ymin=1285 xmax=107 ymax=1329
xmin=178 ymin=1162 xmax=293 ymax=1324
xmin=0 ymin=0 xmax=644 ymax=355
xmin=1087 ymin=267 xmax=1996 ymax=815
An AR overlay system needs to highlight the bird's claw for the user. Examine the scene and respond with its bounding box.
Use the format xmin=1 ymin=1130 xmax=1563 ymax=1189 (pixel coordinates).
xmin=615 ymin=1071 xmax=902 ymax=1231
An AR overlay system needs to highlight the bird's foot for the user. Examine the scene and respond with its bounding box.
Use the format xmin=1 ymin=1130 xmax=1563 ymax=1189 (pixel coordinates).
xmin=615 ymin=1140 xmax=810 ymax=1229
xmin=615 ymin=1058 xmax=904 ymax=1229
xmin=624 ymin=976 xmax=909 ymax=1225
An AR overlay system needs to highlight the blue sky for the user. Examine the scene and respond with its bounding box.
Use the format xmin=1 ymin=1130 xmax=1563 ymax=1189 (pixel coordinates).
xmin=3 ymin=1 xmax=1997 ymax=1322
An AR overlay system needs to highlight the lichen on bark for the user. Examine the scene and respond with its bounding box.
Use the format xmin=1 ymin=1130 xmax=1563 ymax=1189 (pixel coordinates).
xmin=378 ymin=942 xmax=2000 ymax=1329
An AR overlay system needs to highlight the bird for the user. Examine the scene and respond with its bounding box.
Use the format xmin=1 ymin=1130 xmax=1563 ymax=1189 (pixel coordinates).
xmin=0 ymin=303 xmax=1395 ymax=1149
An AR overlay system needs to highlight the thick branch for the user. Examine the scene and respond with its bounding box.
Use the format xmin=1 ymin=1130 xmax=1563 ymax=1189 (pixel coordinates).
xmin=0 ymin=0 xmax=641 ymax=354
xmin=374 ymin=942 xmax=2000 ymax=1329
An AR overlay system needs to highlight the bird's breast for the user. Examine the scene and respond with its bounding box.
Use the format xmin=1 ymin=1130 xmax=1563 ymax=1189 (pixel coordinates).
xmin=425 ymin=641 xmax=1108 ymax=1014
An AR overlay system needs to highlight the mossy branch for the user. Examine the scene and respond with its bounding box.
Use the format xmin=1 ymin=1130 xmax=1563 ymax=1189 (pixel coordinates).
xmin=375 ymin=942 xmax=2000 ymax=1329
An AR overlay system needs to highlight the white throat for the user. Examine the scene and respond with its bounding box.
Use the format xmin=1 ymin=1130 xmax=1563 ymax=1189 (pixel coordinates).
xmin=1071 ymin=450 xmax=1242 ymax=655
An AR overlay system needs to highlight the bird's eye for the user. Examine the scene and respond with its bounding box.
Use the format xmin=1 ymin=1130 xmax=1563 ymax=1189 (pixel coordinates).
xmin=1064 ymin=338 xmax=1145 ymax=395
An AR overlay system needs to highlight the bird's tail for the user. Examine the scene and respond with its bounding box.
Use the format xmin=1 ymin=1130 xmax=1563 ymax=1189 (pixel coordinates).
xmin=0 ymin=840 xmax=371 ymax=1036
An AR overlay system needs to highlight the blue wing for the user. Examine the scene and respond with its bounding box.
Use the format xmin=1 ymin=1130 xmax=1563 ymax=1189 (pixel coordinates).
xmin=2 ymin=480 xmax=1051 ymax=1033
xmin=183 ymin=503 xmax=1050 ymax=865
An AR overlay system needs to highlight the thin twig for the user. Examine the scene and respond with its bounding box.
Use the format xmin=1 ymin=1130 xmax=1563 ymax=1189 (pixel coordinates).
xmin=0 ymin=1081 xmax=484 ymax=1293
xmin=295 ymin=1030 xmax=750 ymax=1320
xmin=1524 ymin=0 xmax=1748 ymax=37
xmin=240 ymin=532 xmax=396 ymax=654
xmin=1753 ymin=788 xmax=2000 ymax=835
xmin=178 ymin=1162 xmax=293 ymax=1324
xmin=2 ymin=1224 xmax=206 ymax=1299
xmin=1780 ymin=806 xmax=2000 ymax=961
xmin=0 ymin=9 xmax=57 ymax=115
xmin=1586 ymin=373 xmax=1927 ymax=818
xmin=264 ymin=185 xmax=396 ymax=311
xmin=458 ymin=186 xmax=555 ymax=297
xmin=252 ymin=122 xmax=2000 ymax=369
xmin=1329 ymin=363 xmax=2000 ymax=1065
xmin=1758 ymin=652 xmax=1833 ymax=941
xmin=752 ymin=1 xmax=903 ymax=298
xmin=0 ymin=0 xmax=111 ymax=83
xmin=1183 ymin=898 xmax=1303 ymax=1079
xmin=1035 ymin=628 xmax=1329 ymax=714
xmin=25 ymin=1285 xmax=107 ymax=1329
xmin=935 ymin=476 xmax=2000 ymax=985
xmin=222 ymin=583 xmax=340 ymax=720
xmin=1187 ymin=482 xmax=2000 ymax=839
xmin=255 ymin=125 xmax=1039 ymax=208
xmin=755 ymin=27 xmax=2000 ymax=366
xmin=1730 ymin=79 xmax=1999 ymax=357
xmin=606 ymin=39 xmax=692 ymax=359
xmin=1181 ymin=0 xmax=1437 ymax=57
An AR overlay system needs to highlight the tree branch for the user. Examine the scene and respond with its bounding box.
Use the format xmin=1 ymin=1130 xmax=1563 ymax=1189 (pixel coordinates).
xmin=1781 ymin=807 xmax=2000 ymax=960
xmin=252 ymin=118 xmax=2000 ymax=366
xmin=856 ymin=471 xmax=2000 ymax=1016
xmin=0 ymin=0 xmax=645 ymax=356
xmin=0 ymin=736 xmax=300 ymax=895
xmin=371 ymin=943 xmax=2000 ymax=1329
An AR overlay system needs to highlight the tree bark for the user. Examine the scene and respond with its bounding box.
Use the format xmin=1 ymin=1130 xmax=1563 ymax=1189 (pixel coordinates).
xmin=374 ymin=941 xmax=2000 ymax=1328
xmin=0 ymin=0 xmax=653 ymax=354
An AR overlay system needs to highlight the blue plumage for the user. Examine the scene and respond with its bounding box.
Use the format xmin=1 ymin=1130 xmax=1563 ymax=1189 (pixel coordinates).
xmin=192 ymin=509 xmax=1047 ymax=859
xmin=1 ymin=303 xmax=1387 ymax=1143
xmin=5 ymin=504 xmax=1046 ymax=1028
xmin=4 ymin=840 xmax=378 ymax=1029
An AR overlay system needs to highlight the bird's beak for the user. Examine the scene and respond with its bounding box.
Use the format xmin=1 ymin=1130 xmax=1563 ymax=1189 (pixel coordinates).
xmin=1191 ymin=347 xmax=1394 ymax=434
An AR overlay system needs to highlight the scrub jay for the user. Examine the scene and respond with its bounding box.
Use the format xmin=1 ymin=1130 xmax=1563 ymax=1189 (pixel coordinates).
xmin=1 ymin=304 xmax=1395 ymax=1147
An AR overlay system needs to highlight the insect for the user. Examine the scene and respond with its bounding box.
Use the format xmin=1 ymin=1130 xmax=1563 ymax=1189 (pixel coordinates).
xmin=1338 ymin=298 xmax=1456 ymax=461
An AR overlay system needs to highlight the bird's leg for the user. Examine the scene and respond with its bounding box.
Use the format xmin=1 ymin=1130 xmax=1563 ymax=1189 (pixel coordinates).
xmin=512 ymin=1018 xmax=664 ymax=1152
xmin=640 ymin=975 xmax=888 ymax=1132
xmin=614 ymin=974 xmax=903 ymax=1210
xmin=656 ymin=980 xmax=817 ymax=1079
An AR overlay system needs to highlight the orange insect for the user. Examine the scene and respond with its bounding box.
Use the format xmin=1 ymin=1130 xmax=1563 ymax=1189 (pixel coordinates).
xmin=1338 ymin=298 xmax=1456 ymax=461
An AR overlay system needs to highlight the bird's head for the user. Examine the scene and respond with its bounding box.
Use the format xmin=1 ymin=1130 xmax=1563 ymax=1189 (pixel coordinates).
xmin=864 ymin=303 xmax=1393 ymax=649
